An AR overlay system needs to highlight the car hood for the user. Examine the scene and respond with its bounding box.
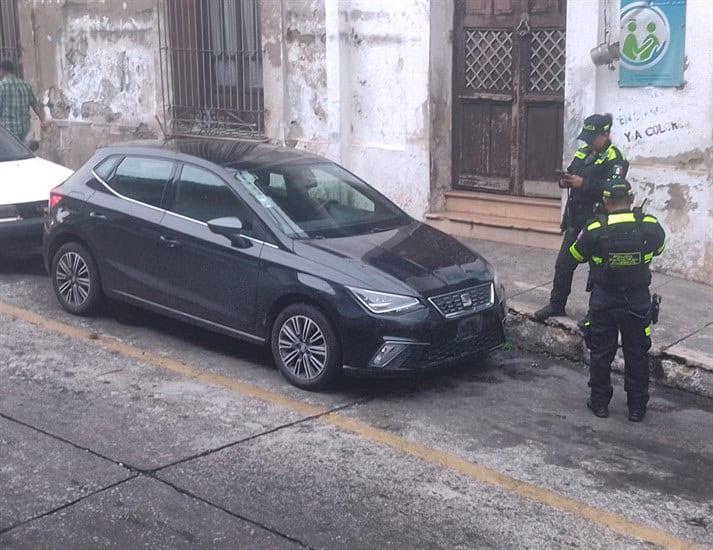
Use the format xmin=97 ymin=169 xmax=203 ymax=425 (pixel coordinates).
xmin=0 ymin=157 xmax=74 ymax=205
xmin=295 ymin=222 xmax=493 ymax=296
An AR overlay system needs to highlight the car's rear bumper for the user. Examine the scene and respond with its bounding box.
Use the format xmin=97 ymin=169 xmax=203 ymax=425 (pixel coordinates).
xmin=0 ymin=217 xmax=44 ymax=255
xmin=339 ymin=296 xmax=507 ymax=375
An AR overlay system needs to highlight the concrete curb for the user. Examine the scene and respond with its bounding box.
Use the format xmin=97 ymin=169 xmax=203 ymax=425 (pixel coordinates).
xmin=505 ymin=300 xmax=713 ymax=399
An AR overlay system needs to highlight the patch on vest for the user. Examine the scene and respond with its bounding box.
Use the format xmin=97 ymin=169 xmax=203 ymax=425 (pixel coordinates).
xmin=608 ymin=252 xmax=641 ymax=267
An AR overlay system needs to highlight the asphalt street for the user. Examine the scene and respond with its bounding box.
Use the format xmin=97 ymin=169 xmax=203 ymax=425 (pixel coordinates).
xmin=1 ymin=255 xmax=712 ymax=550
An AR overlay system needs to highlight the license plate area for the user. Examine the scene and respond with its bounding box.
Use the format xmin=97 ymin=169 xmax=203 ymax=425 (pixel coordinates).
xmin=456 ymin=315 xmax=482 ymax=342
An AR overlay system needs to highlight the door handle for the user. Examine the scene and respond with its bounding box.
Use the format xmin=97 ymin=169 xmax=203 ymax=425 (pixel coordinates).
xmin=89 ymin=211 xmax=107 ymax=219
xmin=159 ymin=234 xmax=181 ymax=248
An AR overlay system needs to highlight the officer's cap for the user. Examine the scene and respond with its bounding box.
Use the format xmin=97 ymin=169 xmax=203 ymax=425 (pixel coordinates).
xmin=578 ymin=114 xmax=613 ymax=145
xmin=603 ymin=176 xmax=633 ymax=199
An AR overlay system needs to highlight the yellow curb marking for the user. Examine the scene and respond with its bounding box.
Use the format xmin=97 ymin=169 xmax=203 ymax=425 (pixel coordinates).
xmin=0 ymin=300 xmax=704 ymax=550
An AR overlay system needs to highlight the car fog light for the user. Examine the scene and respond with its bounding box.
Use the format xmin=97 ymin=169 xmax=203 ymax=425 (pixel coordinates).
xmin=370 ymin=342 xmax=408 ymax=368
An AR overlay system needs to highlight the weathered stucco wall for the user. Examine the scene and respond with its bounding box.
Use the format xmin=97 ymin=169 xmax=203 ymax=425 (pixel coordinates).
xmin=262 ymin=0 xmax=435 ymax=219
xmin=17 ymin=1 xmax=161 ymax=168
xmin=428 ymin=0 xmax=454 ymax=213
xmin=566 ymin=0 xmax=713 ymax=284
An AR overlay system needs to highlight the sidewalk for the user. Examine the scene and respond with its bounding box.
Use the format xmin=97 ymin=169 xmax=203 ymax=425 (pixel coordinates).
xmin=462 ymin=238 xmax=713 ymax=398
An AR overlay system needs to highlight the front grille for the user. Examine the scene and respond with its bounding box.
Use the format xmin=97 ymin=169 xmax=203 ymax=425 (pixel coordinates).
xmin=423 ymin=318 xmax=504 ymax=367
xmin=428 ymin=282 xmax=493 ymax=318
xmin=15 ymin=201 xmax=47 ymax=219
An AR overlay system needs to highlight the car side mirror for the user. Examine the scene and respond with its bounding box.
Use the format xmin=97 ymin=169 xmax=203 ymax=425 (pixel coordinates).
xmin=207 ymin=216 xmax=252 ymax=249
xmin=28 ymin=140 xmax=40 ymax=152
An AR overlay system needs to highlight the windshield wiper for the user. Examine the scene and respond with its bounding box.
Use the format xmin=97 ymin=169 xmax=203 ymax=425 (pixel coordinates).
xmin=369 ymin=225 xmax=399 ymax=234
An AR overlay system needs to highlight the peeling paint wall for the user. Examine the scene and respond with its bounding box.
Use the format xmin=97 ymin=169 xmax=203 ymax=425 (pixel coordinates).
xmin=262 ymin=0 xmax=435 ymax=219
xmin=17 ymin=1 xmax=160 ymax=168
xmin=284 ymin=0 xmax=329 ymax=153
xmin=566 ymin=0 xmax=713 ymax=284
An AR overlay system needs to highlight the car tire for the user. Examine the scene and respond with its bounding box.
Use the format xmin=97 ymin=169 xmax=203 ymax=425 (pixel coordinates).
xmin=271 ymin=303 xmax=341 ymax=391
xmin=51 ymin=242 xmax=103 ymax=316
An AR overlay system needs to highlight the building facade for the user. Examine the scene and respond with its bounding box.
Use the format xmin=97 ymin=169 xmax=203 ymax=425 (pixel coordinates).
xmin=3 ymin=0 xmax=711 ymax=284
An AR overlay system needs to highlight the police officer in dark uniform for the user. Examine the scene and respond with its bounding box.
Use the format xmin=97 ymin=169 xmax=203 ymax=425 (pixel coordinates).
xmin=535 ymin=114 xmax=627 ymax=320
xmin=568 ymin=177 xmax=665 ymax=422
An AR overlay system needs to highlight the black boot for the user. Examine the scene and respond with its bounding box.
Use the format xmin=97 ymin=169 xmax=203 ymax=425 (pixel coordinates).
xmin=587 ymin=398 xmax=609 ymax=418
xmin=534 ymin=303 xmax=566 ymax=321
xmin=628 ymin=407 xmax=647 ymax=422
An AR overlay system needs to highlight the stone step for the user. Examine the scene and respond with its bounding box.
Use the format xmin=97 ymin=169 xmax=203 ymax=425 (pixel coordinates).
xmin=445 ymin=191 xmax=561 ymax=224
xmin=426 ymin=210 xmax=562 ymax=250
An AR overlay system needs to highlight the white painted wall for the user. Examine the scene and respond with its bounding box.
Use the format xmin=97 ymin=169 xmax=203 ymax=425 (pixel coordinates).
xmin=264 ymin=0 xmax=432 ymax=219
xmin=565 ymin=0 xmax=713 ymax=283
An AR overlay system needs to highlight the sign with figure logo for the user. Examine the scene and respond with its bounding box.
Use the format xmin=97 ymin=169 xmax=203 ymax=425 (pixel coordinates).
xmin=619 ymin=0 xmax=686 ymax=87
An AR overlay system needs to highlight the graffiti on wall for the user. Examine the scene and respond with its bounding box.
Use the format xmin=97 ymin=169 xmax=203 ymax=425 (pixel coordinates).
xmin=617 ymin=104 xmax=686 ymax=144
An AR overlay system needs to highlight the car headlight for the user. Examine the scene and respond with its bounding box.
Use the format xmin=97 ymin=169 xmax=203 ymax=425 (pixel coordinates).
xmin=347 ymin=287 xmax=422 ymax=314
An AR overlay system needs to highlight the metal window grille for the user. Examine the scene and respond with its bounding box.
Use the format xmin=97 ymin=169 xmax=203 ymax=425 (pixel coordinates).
xmin=0 ymin=0 xmax=20 ymax=71
xmin=529 ymin=29 xmax=566 ymax=93
xmin=464 ymin=29 xmax=513 ymax=92
xmin=158 ymin=0 xmax=265 ymax=139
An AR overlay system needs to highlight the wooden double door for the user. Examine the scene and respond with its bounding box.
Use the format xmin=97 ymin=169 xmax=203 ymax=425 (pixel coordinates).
xmin=453 ymin=0 xmax=566 ymax=198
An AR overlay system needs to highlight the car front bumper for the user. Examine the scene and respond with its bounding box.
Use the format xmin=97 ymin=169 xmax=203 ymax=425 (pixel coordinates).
xmin=338 ymin=292 xmax=507 ymax=375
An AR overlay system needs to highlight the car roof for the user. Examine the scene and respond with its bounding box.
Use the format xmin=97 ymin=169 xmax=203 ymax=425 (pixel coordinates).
xmin=100 ymin=138 xmax=327 ymax=170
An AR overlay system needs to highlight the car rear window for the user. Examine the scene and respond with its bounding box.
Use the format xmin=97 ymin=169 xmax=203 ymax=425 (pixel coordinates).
xmin=108 ymin=157 xmax=174 ymax=208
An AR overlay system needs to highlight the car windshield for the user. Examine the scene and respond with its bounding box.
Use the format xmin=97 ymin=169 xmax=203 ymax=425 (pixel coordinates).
xmin=0 ymin=125 xmax=33 ymax=162
xmin=233 ymin=161 xmax=411 ymax=239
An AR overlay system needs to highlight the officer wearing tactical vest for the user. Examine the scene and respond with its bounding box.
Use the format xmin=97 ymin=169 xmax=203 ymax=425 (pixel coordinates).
xmin=569 ymin=177 xmax=665 ymax=422
xmin=535 ymin=114 xmax=627 ymax=321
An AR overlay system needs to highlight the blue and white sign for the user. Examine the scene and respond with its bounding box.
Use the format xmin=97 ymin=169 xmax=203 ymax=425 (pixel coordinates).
xmin=619 ymin=0 xmax=686 ymax=87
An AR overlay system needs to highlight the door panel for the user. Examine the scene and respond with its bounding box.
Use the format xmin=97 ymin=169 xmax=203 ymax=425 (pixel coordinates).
xmin=157 ymin=163 xmax=263 ymax=335
xmin=453 ymin=0 xmax=566 ymax=197
xmin=523 ymin=102 xmax=563 ymax=198
xmin=459 ymin=100 xmax=512 ymax=190
xmin=88 ymin=156 xmax=175 ymax=302
xmin=87 ymin=190 xmax=167 ymax=301
xmin=157 ymin=213 xmax=262 ymax=334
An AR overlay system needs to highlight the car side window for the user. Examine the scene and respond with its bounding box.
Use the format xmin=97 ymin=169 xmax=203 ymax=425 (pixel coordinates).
xmin=108 ymin=157 xmax=174 ymax=208
xmin=170 ymin=164 xmax=255 ymax=235
xmin=93 ymin=155 xmax=122 ymax=181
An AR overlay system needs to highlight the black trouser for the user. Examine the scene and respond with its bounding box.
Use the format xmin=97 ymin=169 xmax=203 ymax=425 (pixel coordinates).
xmin=549 ymin=227 xmax=581 ymax=310
xmin=587 ymin=285 xmax=652 ymax=409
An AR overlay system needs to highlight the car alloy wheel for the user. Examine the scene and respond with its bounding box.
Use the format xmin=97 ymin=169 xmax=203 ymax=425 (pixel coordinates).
xmin=278 ymin=315 xmax=328 ymax=379
xmin=271 ymin=303 xmax=340 ymax=391
xmin=56 ymin=251 xmax=91 ymax=307
xmin=51 ymin=242 xmax=103 ymax=316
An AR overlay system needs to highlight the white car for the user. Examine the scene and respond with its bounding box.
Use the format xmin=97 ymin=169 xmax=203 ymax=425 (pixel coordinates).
xmin=0 ymin=125 xmax=73 ymax=255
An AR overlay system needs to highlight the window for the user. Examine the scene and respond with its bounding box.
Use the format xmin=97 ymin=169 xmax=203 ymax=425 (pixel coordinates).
xmin=171 ymin=164 xmax=254 ymax=233
xmin=108 ymin=157 xmax=174 ymax=208
xmin=306 ymin=167 xmax=375 ymax=214
xmin=233 ymin=162 xmax=410 ymax=239
xmin=159 ymin=0 xmax=264 ymax=138
xmin=93 ymin=156 xmax=121 ymax=180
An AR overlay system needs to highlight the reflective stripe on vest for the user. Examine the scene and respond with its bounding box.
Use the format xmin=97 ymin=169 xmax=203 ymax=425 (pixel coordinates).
xmin=569 ymin=243 xmax=585 ymax=262
xmin=607 ymin=212 xmax=636 ymax=225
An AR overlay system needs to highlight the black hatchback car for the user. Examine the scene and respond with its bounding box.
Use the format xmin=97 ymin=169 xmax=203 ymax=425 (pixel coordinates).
xmin=44 ymin=139 xmax=506 ymax=389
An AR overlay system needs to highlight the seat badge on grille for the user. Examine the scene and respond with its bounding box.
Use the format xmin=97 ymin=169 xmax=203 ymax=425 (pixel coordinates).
xmin=460 ymin=293 xmax=473 ymax=308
